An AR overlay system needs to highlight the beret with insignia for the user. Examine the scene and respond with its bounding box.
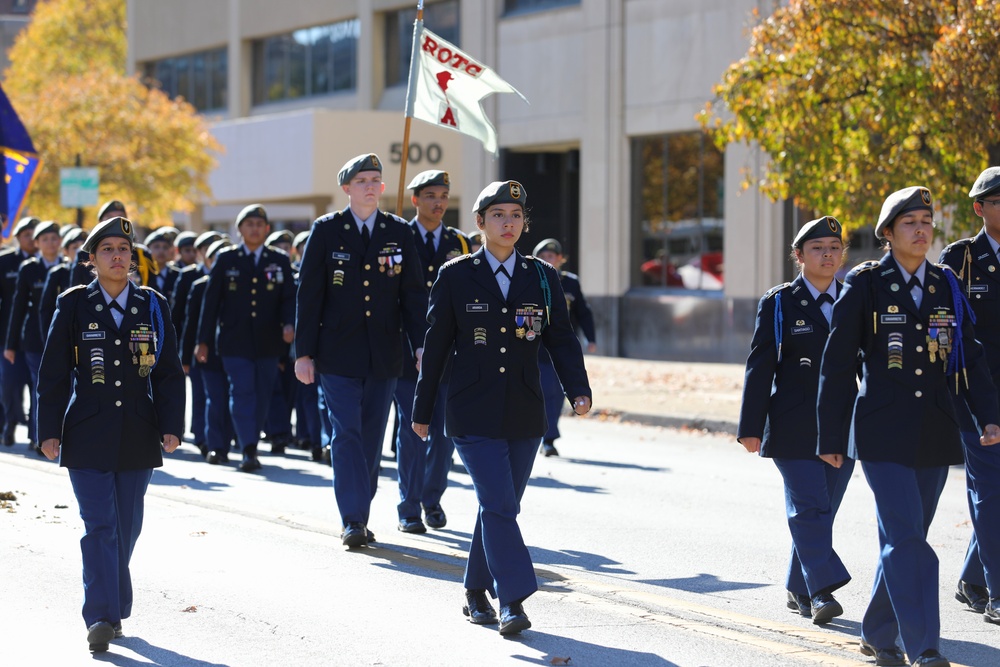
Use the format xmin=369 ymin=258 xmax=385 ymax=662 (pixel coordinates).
xmin=206 ymin=238 xmax=231 ymax=260
xmin=82 ymin=217 xmax=135 ymax=253
xmin=144 ymin=228 xmax=171 ymax=246
xmin=472 ymin=180 xmax=527 ymax=214
xmin=236 ymin=204 xmax=268 ymax=227
xmin=407 ymin=170 xmax=450 ymax=193
xmin=32 ymin=221 xmax=60 ymax=240
xmin=970 ymin=167 xmax=1000 ymax=200
xmin=12 ymin=216 xmax=39 ymax=237
xmin=875 ymin=186 xmax=932 ymax=239
xmin=266 ymin=230 xmax=294 ymax=247
xmin=61 ymin=228 xmax=87 ymax=248
xmin=338 ymin=153 xmax=382 ymax=186
xmin=195 ymin=231 xmax=221 ymax=250
xmin=98 ymin=200 xmax=127 ymax=222
xmin=532 ymin=238 xmax=563 ymax=256
xmin=293 ymin=231 xmax=310 ymax=249
xmin=792 ymin=216 xmax=843 ymax=249
xmin=174 ymin=231 xmax=198 ymax=248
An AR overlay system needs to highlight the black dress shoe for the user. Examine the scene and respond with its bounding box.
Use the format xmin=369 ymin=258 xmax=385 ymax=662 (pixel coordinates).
xmin=910 ymin=649 xmax=949 ymax=667
xmin=270 ymin=437 xmax=287 ymax=455
xmin=196 ymin=442 xmax=208 ymax=458
xmin=499 ymin=602 xmax=531 ymax=635
xmin=87 ymin=621 xmax=115 ymax=652
xmin=462 ymin=589 xmax=498 ymax=625
xmin=859 ymin=640 xmax=907 ymax=666
xmin=985 ymin=599 xmax=1000 ymax=625
xmin=398 ymin=517 xmax=427 ymax=534
xmin=321 ymin=446 xmax=331 ymax=464
xmin=206 ymin=451 xmax=229 ymax=465
xmin=786 ymin=590 xmax=811 ymax=616
xmin=956 ymin=580 xmax=989 ymax=613
xmin=541 ymin=441 xmax=559 ymax=457
xmin=810 ymin=592 xmax=843 ymax=624
xmin=341 ymin=522 xmax=368 ymax=548
xmin=238 ymin=456 xmax=262 ymax=472
xmin=311 ymin=446 xmax=324 ymax=462
xmin=424 ymin=505 xmax=447 ymax=529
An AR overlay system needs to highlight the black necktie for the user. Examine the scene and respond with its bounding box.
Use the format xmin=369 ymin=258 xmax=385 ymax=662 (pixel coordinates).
xmin=495 ymin=264 xmax=509 ymax=278
xmin=425 ymin=231 xmax=435 ymax=257
xmin=817 ymin=293 xmax=834 ymax=306
xmin=361 ymin=225 xmax=370 ymax=250
xmin=108 ymin=300 xmax=125 ymax=329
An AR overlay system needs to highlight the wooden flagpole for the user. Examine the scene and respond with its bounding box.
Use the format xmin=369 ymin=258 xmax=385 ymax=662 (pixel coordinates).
xmin=396 ymin=1 xmax=425 ymax=216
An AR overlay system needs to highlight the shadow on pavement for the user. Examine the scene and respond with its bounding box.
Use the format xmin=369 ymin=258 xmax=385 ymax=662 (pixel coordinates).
xmin=940 ymin=637 xmax=1000 ymax=667
xmin=150 ymin=469 xmax=231 ymax=492
xmin=562 ymin=457 xmax=668 ymax=473
xmin=639 ymin=572 xmax=769 ymax=593
xmin=526 ymin=475 xmax=607 ymax=494
xmin=509 ymin=631 xmax=679 ymax=666
xmin=96 ymin=636 xmax=228 ymax=666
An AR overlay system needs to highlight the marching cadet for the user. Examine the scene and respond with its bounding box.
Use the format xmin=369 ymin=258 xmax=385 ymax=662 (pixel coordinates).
xmin=818 ymin=186 xmax=1000 ymax=667
xmin=392 ymin=170 xmax=468 ymax=533
xmin=266 ymin=230 xmax=294 ymax=255
xmin=263 ymin=229 xmax=296 ymax=454
xmin=294 ymin=153 xmax=428 ymax=547
xmin=40 ymin=228 xmax=90 ymax=334
xmin=531 ymin=238 xmax=597 ymax=457
xmin=290 ymin=230 xmax=326 ymax=460
xmin=36 ymin=216 xmax=185 ymax=653
xmin=5 ymin=220 xmax=66 ymax=451
xmin=0 ymin=216 xmax=36 ymax=446
xmin=412 ymin=180 xmax=591 ymax=635
xmin=145 ymin=229 xmax=181 ymax=297
xmin=737 ymin=217 xmax=855 ymax=625
xmin=467 ymin=230 xmax=483 ymax=254
xmin=183 ymin=238 xmax=234 ymax=463
xmin=939 ymin=166 xmax=1000 ymax=623
xmin=173 ymin=231 xmax=198 ymax=269
xmin=196 ymin=205 xmax=295 ymax=472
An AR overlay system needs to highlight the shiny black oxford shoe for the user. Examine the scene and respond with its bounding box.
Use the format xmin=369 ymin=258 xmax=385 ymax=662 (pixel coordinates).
xmin=462 ymin=589 xmax=498 ymax=625
xmin=498 ymin=602 xmax=531 ymax=636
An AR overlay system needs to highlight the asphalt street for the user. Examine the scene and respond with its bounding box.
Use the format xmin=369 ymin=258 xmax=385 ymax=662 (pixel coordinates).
xmin=2 ymin=413 xmax=1000 ymax=666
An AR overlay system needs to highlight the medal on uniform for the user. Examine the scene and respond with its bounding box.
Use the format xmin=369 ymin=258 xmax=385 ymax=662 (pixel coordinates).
xmin=393 ymin=252 xmax=403 ymax=275
xmin=516 ymin=327 xmax=526 ymax=338
xmin=129 ymin=324 xmax=156 ymax=377
xmin=378 ymin=256 xmax=387 ymax=273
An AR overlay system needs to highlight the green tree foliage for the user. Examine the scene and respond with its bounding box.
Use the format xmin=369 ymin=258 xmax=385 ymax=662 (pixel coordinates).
xmin=3 ymin=0 xmax=219 ymax=227
xmin=700 ymin=0 xmax=1000 ymax=233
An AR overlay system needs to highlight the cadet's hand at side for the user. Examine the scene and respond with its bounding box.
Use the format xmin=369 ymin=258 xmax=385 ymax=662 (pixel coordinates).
xmin=819 ymin=453 xmax=844 ymax=468
xmin=412 ymin=422 xmax=429 ymax=439
xmin=40 ymin=438 xmax=60 ymax=460
xmin=981 ymin=424 xmax=1000 ymax=446
xmin=282 ymin=324 xmax=294 ymax=344
xmin=739 ymin=437 xmax=761 ymax=454
xmin=294 ymin=356 xmax=315 ymax=385
xmin=572 ymin=396 xmax=591 ymax=415
xmin=414 ymin=347 xmax=423 ymax=373
xmin=195 ymin=343 xmax=208 ymax=364
xmin=161 ymin=434 xmax=180 ymax=453
xmin=3 ymin=349 xmax=14 ymax=364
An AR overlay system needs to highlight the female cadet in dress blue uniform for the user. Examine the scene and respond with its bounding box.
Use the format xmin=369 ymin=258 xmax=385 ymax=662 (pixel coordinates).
xmin=938 ymin=166 xmax=1000 ymax=623
xmin=818 ymin=187 xmax=1000 ymax=667
xmin=36 ymin=217 xmax=185 ymax=653
xmin=737 ymin=217 xmax=855 ymax=625
xmin=412 ymin=181 xmax=592 ymax=635
xmin=531 ymin=238 xmax=597 ymax=457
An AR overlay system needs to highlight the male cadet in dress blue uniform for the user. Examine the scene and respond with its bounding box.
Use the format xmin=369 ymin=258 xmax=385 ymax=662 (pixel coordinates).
xmin=173 ymin=231 xmax=198 ymax=270
xmin=145 ymin=229 xmax=182 ymax=298
xmin=294 ymin=153 xmax=428 ymax=547
xmin=196 ymin=205 xmax=295 ymax=472
xmin=290 ymin=230 xmax=325 ymax=460
xmin=184 ymin=239 xmax=235 ymax=463
xmin=0 ymin=216 xmax=36 ymax=446
xmin=263 ymin=229 xmax=296 ymax=453
xmin=939 ymin=166 xmax=1000 ymax=623
xmin=392 ymin=169 xmax=469 ymax=533
xmin=40 ymin=228 xmax=90 ymax=335
xmin=4 ymin=220 xmax=65 ymax=451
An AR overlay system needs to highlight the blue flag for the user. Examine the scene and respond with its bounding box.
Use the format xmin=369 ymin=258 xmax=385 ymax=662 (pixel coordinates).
xmin=0 ymin=83 xmax=40 ymax=239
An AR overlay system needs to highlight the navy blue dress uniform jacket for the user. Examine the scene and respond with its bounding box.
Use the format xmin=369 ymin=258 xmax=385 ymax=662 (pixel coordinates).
xmin=295 ymin=209 xmax=428 ymax=379
xmin=40 ymin=253 xmax=93 ymax=335
xmin=197 ymin=245 xmax=295 ymax=359
xmin=413 ymin=249 xmax=591 ymax=439
xmin=817 ymin=254 xmax=1000 ymax=467
xmin=560 ymin=271 xmax=597 ymax=344
xmin=939 ymin=232 xmax=1000 ymax=429
xmin=183 ymin=276 xmax=223 ymax=373
xmin=7 ymin=256 xmax=65 ymax=354
xmin=0 ymin=249 xmax=31 ymax=348
xmin=170 ymin=263 xmax=205 ymax=342
xmin=738 ymin=275 xmax=854 ymax=459
xmin=36 ymin=281 xmax=186 ymax=471
xmin=399 ymin=221 xmax=469 ymax=382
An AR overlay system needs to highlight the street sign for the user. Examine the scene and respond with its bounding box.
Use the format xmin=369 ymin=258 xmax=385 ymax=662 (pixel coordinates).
xmin=60 ymin=167 xmax=99 ymax=208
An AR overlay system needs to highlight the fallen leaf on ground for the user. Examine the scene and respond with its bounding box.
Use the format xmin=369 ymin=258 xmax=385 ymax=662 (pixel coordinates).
xmin=0 ymin=491 xmax=16 ymax=501
xmin=55 ymin=504 xmax=68 ymax=509
xmin=190 ymin=531 xmax=207 ymax=537
xmin=181 ymin=606 xmax=197 ymax=613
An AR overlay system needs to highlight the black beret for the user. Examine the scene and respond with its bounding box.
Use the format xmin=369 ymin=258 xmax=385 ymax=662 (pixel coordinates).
xmin=875 ymin=186 xmax=932 ymax=239
xmin=32 ymin=221 xmax=60 ymax=239
xmin=61 ymin=228 xmax=86 ymax=248
xmin=144 ymin=228 xmax=171 ymax=246
xmin=293 ymin=231 xmax=310 ymax=249
xmin=236 ymin=204 xmax=268 ymax=226
xmin=59 ymin=223 xmax=81 ymax=238
xmin=407 ymin=170 xmax=450 ymax=193
xmin=174 ymin=231 xmax=198 ymax=248
xmin=338 ymin=153 xmax=382 ymax=186
xmin=532 ymin=238 xmax=563 ymax=256
xmin=970 ymin=167 xmax=1000 ymax=200
xmin=11 ymin=216 xmax=38 ymax=237
xmin=158 ymin=226 xmax=180 ymax=242
xmin=206 ymin=238 xmax=231 ymax=260
xmin=266 ymin=230 xmax=294 ymax=247
xmin=792 ymin=216 xmax=843 ymax=248
xmin=472 ymin=180 xmax=527 ymax=213
xmin=82 ymin=217 xmax=135 ymax=253
xmin=98 ymin=200 xmax=127 ymax=221
xmin=466 ymin=230 xmax=483 ymax=245
xmin=195 ymin=231 xmax=221 ymax=250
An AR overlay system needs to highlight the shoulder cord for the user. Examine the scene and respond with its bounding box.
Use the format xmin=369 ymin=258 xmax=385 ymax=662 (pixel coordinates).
xmin=773 ymin=291 xmax=783 ymax=364
xmin=148 ymin=291 xmax=165 ymax=370
xmin=456 ymin=232 xmax=469 ymax=255
xmin=943 ymin=267 xmax=975 ymax=391
xmin=532 ymin=259 xmax=552 ymax=327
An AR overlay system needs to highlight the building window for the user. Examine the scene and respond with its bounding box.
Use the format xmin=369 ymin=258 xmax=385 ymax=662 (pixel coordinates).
xmin=631 ymin=132 xmax=725 ymax=290
xmin=252 ymin=18 xmax=360 ymax=104
xmin=503 ymin=0 xmax=580 ymax=15
xmin=144 ymin=47 xmax=228 ymax=113
xmin=384 ymin=0 xmax=460 ymax=87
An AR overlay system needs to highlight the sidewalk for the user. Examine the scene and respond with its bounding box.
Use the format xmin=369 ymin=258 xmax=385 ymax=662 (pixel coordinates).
xmin=580 ymin=355 xmax=744 ymax=435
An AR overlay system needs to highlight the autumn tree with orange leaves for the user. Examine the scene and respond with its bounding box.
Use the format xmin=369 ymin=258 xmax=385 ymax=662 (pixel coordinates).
xmin=3 ymin=0 xmax=219 ymax=228
xmin=701 ymin=0 xmax=1000 ymax=234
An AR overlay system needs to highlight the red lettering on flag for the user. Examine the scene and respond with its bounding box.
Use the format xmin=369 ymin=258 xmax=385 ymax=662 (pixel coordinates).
xmin=439 ymin=106 xmax=457 ymax=128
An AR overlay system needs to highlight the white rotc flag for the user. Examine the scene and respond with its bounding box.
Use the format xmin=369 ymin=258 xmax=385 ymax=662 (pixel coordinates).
xmin=404 ymin=21 xmax=527 ymax=154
